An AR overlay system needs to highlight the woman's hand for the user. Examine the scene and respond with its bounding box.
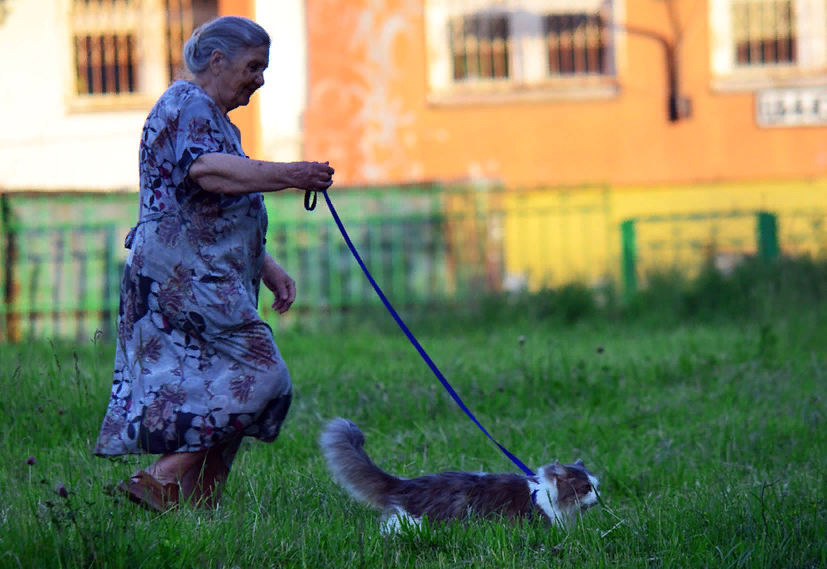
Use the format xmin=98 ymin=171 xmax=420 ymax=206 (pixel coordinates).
xmin=261 ymin=255 xmax=296 ymax=314
xmin=287 ymin=161 xmax=335 ymax=192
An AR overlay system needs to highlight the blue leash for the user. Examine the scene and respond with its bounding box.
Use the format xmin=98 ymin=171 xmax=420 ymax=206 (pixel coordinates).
xmin=306 ymin=189 xmax=535 ymax=477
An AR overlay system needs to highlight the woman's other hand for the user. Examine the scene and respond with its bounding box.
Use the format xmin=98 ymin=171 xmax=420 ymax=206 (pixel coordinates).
xmin=261 ymin=255 xmax=296 ymax=314
xmin=288 ymin=161 xmax=334 ymax=192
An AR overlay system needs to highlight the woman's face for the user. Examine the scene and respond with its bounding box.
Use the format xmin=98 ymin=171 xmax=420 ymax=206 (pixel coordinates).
xmin=216 ymin=45 xmax=269 ymax=113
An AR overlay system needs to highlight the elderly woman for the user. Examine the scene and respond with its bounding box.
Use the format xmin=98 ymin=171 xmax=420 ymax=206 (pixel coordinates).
xmin=94 ymin=16 xmax=334 ymax=511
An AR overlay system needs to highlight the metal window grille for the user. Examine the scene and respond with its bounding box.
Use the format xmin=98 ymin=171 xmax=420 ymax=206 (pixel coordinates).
xmin=450 ymin=14 xmax=510 ymax=80
xmin=544 ymin=12 xmax=607 ymax=76
xmin=165 ymin=0 xmax=216 ymax=82
xmin=732 ymin=0 xmax=796 ymax=66
xmin=71 ymin=0 xmax=216 ymax=96
xmin=74 ymin=33 xmax=138 ymax=95
xmin=71 ymin=0 xmax=141 ymax=95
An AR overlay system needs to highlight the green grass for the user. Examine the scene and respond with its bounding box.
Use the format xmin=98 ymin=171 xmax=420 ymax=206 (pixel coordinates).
xmin=1 ymin=271 xmax=827 ymax=567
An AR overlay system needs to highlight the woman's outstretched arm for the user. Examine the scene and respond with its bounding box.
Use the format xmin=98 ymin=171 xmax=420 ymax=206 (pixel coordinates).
xmin=189 ymin=153 xmax=334 ymax=195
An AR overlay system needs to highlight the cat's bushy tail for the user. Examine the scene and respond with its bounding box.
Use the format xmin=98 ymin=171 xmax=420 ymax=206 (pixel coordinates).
xmin=319 ymin=418 xmax=399 ymax=509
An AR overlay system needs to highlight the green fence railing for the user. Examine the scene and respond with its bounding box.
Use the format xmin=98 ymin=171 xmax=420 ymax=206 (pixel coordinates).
xmin=0 ymin=186 xmax=614 ymax=342
xmin=0 ymin=193 xmax=137 ymax=343
xmin=262 ymin=186 xmax=464 ymax=321
xmin=619 ymin=210 xmax=826 ymax=300
xmin=3 ymin=189 xmax=826 ymax=343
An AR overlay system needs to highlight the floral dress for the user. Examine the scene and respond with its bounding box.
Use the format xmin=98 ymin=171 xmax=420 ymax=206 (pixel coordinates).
xmin=94 ymin=81 xmax=292 ymax=461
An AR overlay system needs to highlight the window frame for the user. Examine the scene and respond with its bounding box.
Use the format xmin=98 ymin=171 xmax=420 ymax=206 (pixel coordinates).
xmin=709 ymin=0 xmax=827 ymax=91
xmin=64 ymin=0 xmax=210 ymax=112
xmin=424 ymin=0 xmax=624 ymax=105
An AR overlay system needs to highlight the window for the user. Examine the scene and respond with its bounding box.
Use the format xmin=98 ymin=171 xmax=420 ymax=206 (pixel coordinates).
xmin=451 ymin=14 xmax=510 ymax=80
xmin=71 ymin=0 xmax=140 ymax=97
xmin=425 ymin=0 xmax=619 ymax=101
xmin=733 ymin=0 xmax=796 ymax=66
xmin=69 ymin=0 xmax=217 ymax=109
xmin=544 ymin=13 xmax=607 ymax=76
xmin=166 ymin=0 xmax=219 ymax=82
xmin=710 ymin=0 xmax=827 ymax=88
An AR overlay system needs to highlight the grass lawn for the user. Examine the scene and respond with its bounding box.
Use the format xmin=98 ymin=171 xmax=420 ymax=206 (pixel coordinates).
xmin=1 ymin=300 xmax=826 ymax=568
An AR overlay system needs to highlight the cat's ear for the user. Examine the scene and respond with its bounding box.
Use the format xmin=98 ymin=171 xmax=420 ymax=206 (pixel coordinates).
xmin=549 ymin=460 xmax=566 ymax=476
xmin=575 ymin=459 xmax=585 ymax=467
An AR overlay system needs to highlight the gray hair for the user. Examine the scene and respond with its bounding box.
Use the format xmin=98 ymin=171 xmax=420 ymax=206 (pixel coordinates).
xmin=183 ymin=16 xmax=270 ymax=75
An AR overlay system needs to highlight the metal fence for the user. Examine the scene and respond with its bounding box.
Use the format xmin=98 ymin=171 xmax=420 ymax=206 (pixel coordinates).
xmin=621 ymin=209 xmax=827 ymax=298
xmin=0 ymin=193 xmax=135 ymax=343
xmin=0 ymin=186 xmax=615 ymax=342
xmin=1 ymin=186 xmax=826 ymax=343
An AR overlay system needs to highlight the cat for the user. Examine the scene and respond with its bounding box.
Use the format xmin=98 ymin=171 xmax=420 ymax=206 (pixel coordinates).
xmin=319 ymin=418 xmax=600 ymax=534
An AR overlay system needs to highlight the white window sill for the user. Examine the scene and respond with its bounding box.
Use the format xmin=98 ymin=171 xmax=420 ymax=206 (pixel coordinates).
xmin=427 ymin=80 xmax=620 ymax=106
xmin=711 ymin=72 xmax=827 ymax=93
xmin=67 ymin=93 xmax=158 ymax=114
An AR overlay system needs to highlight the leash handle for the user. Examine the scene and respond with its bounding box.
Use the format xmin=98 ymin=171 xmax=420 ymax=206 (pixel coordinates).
xmin=315 ymin=190 xmax=535 ymax=477
xmin=304 ymin=190 xmax=318 ymax=211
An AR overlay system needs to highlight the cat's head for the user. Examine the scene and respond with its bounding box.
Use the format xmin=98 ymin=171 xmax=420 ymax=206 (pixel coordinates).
xmin=532 ymin=459 xmax=600 ymax=525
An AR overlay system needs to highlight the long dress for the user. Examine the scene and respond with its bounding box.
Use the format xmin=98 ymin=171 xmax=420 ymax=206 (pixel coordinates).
xmin=94 ymin=81 xmax=292 ymax=462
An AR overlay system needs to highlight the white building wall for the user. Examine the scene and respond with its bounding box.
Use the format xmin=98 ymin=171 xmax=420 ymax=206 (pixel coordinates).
xmin=256 ymin=0 xmax=307 ymax=163
xmin=0 ymin=0 xmax=149 ymax=192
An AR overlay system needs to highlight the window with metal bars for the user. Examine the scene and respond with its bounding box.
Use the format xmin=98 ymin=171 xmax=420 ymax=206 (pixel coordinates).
xmin=165 ymin=0 xmax=217 ymax=82
xmin=427 ymin=0 xmax=618 ymax=96
xmin=450 ymin=14 xmax=511 ymax=80
xmin=75 ymin=33 xmax=137 ymax=95
xmin=545 ymin=13 xmax=608 ymax=76
xmin=70 ymin=0 xmax=216 ymax=98
xmin=709 ymin=0 xmax=827 ymax=85
xmin=732 ymin=0 xmax=796 ymax=66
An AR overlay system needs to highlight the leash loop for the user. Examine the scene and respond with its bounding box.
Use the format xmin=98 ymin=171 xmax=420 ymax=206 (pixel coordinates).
xmin=312 ymin=190 xmax=535 ymax=477
xmin=304 ymin=190 xmax=318 ymax=211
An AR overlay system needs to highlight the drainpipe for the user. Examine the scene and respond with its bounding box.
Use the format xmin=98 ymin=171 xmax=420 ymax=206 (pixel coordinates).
xmin=608 ymin=4 xmax=691 ymax=123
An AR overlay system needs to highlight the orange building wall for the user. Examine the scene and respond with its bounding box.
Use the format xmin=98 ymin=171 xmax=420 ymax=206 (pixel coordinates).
xmin=218 ymin=0 xmax=262 ymax=159
xmin=303 ymin=0 xmax=827 ymax=188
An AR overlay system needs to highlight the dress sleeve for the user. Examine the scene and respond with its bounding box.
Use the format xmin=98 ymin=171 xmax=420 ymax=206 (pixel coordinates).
xmin=171 ymin=95 xmax=228 ymax=187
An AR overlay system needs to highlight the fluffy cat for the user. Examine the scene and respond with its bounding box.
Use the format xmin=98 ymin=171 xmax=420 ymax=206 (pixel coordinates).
xmin=319 ymin=418 xmax=600 ymax=533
